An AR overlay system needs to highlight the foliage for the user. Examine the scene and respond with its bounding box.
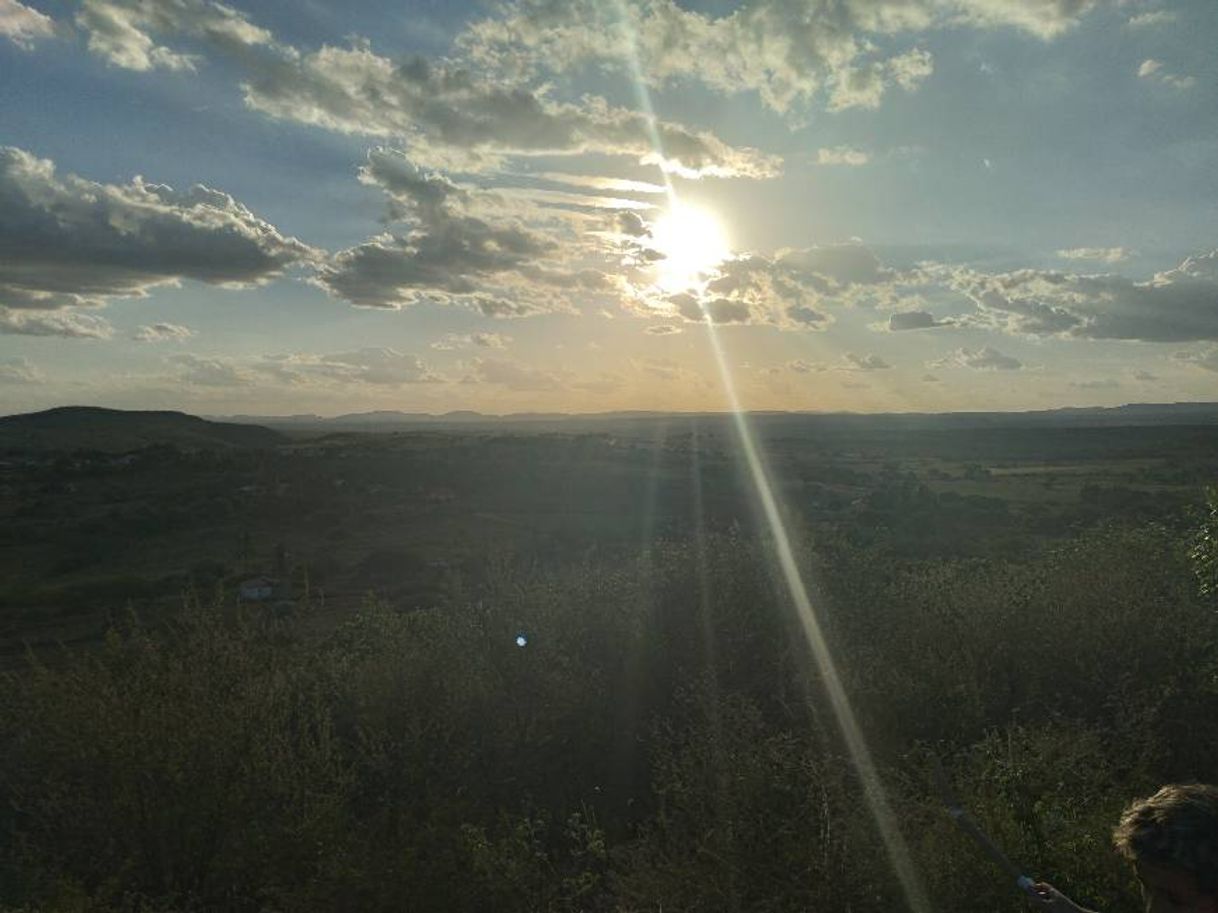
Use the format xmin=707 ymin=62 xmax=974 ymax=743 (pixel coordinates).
xmin=2 ymin=511 xmax=1217 ymax=912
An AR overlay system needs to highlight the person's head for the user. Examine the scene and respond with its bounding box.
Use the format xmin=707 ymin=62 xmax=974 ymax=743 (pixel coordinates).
xmin=1113 ymin=784 xmax=1218 ymax=913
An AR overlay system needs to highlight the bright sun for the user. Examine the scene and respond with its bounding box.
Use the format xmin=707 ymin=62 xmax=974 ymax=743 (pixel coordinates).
xmin=650 ymin=201 xmax=730 ymax=292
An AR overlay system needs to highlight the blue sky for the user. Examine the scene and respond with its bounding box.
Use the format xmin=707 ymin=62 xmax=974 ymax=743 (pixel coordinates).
xmin=1 ymin=0 xmax=1216 ymax=415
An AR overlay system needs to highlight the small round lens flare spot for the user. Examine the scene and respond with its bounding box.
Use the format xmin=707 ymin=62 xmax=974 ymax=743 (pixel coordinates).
xmin=515 ymin=633 xmax=528 ymax=648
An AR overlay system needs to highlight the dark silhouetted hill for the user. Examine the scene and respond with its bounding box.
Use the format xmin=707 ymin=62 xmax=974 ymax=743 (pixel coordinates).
xmin=0 ymin=407 xmax=284 ymax=453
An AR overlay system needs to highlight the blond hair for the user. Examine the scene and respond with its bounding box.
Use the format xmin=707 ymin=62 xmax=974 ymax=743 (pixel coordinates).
xmin=1113 ymin=784 xmax=1218 ymax=892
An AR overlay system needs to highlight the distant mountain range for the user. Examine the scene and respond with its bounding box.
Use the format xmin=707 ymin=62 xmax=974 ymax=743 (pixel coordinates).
xmin=211 ymin=402 xmax=1218 ymax=432
xmin=3 ymin=402 xmax=1218 ymax=454
xmin=0 ymin=406 xmax=284 ymax=453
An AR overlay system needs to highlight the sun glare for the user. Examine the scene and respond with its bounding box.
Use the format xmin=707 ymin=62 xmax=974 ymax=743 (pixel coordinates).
xmin=650 ymin=201 xmax=730 ymax=291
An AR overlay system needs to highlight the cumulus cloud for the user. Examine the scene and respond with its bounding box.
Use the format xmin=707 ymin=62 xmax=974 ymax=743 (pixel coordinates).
xmin=457 ymin=0 xmax=1094 ymax=119
xmin=168 ymin=353 xmax=249 ymax=387
xmin=1173 ymin=348 xmax=1218 ymax=373
xmin=0 ymin=308 xmax=114 ymax=338
xmin=469 ymin=357 xmax=566 ymax=391
xmin=841 ymin=352 xmax=892 ymax=370
xmin=133 ymin=322 xmax=195 ymax=342
xmin=431 ymin=331 xmax=511 ymax=350
xmin=75 ymin=0 xmax=271 ymax=72
xmin=887 ymin=309 xmax=951 ymax=330
xmin=259 ymin=348 xmax=441 ymax=385
xmin=1 ymin=0 xmax=54 ymax=48
xmin=72 ymin=1 xmax=777 ymax=179
xmin=0 ymin=356 xmax=41 ymax=384
xmin=937 ymin=249 xmax=1218 ymax=343
xmin=637 ymin=242 xmax=895 ymax=329
xmin=816 ymin=145 xmax=870 ymax=166
xmin=932 ymin=346 xmax=1023 ymax=370
xmin=1127 ymin=10 xmax=1176 ymax=29
xmin=1137 ymin=58 xmax=1195 ymax=89
xmin=1056 ymin=247 xmax=1131 ymax=263
xmin=0 ymin=146 xmax=313 ymax=315
xmin=644 ymin=324 xmax=682 ymax=335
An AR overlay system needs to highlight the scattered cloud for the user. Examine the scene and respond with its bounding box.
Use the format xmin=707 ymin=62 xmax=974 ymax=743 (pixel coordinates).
xmin=0 ymin=356 xmax=41 ymax=384
xmin=259 ymin=348 xmax=441 ymax=385
xmin=1069 ymin=378 xmax=1120 ymax=390
xmin=842 ymin=352 xmax=892 ymax=371
xmin=1127 ymin=10 xmax=1177 ymax=29
xmin=0 ymin=0 xmax=54 ymax=48
xmin=0 ymin=308 xmax=114 ymax=338
xmin=457 ymin=0 xmax=1091 ymax=120
xmin=469 ymin=357 xmax=567 ymax=391
xmin=933 ymin=250 xmax=1218 ymax=342
xmin=932 ymin=346 xmax=1023 ymax=370
xmin=1173 ymin=347 xmax=1218 ymax=373
xmin=168 ymin=353 xmax=250 ymax=387
xmin=431 ymin=331 xmax=511 ymax=350
xmin=644 ymin=324 xmax=682 ymax=336
xmin=886 ymin=310 xmax=951 ymax=331
xmin=0 ymin=146 xmax=313 ymax=316
xmin=1056 ymin=247 xmax=1131 ymax=263
xmin=133 ymin=322 xmax=195 ymax=342
xmin=922 ymin=373 xmax=941 ymax=383
xmin=816 ymin=146 xmax=870 ymax=166
xmin=1132 ymin=370 xmax=1158 ymax=382
xmin=1137 ymin=58 xmax=1195 ymax=89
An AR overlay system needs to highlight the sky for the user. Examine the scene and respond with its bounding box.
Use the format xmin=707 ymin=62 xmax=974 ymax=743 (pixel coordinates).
xmin=1 ymin=0 xmax=1216 ymax=416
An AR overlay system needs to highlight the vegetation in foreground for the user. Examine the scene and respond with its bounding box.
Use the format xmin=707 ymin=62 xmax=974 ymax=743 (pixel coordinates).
xmin=3 ymin=491 xmax=1217 ymax=912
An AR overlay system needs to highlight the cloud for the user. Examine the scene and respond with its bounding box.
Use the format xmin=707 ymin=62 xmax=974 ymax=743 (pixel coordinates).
xmin=0 ymin=0 xmax=54 ymax=48
xmin=457 ymin=0 xmax=1093 ymax=120
xmin=887 ymin=309 xmax=950 ymax=330
xmin=934 ymin=250 xmax=1218 ymax=342
xmin=816 ymin=146 xmax=870 ymax=166
xmin=1069 ymin=378 xmax=1119 ymax=390
xmin=72 ymin=2 xmax=778 ymax=180
xmin=259 ymin=348 xmax=441 ymax=385
xmin=644 ymin=324 xmax=682 ymax=335
xmin=1137 ymin=58 xmax=1195 ymax=89
xmin=842 ymin=352 xmax=892 ymax=370
xmin=932 ymin=346 xmax=1023 ymax=370
xmin=168 ymin=353 xmax=250 ymax=387
xmin=0 ymin=146 xmax=314 ymax=314
xmin=0 ymin=308 xmax=114 ymax=338
xmin=1132 ymin=370 xmax=1158 ymax=382
xmin=133 ymin=322 xmax=195 ymax=342
xmin=1056 ymin=247 xmax=1131 ymax=263
xmin=573 ymin=372 xmax=625 ymax=394
xmin=0 ymin=356 xmax=41 ymax=384
xmin=1126 ymin=10 xmax=1176 ymax=29
xmin=922 ymin=373 xmax=940 ymax=383
xmin=431 ymin=331 xmax=511 ymax=350
xmin=639 ymin=242 xmax=894 ymax=329
xmin=75 ymin=0 xmax=272 ymax=72
xmin=469 ymin=357 xmax=566 ymax=391
xmin=1173 ymin=348 xmax=1218 ymax=373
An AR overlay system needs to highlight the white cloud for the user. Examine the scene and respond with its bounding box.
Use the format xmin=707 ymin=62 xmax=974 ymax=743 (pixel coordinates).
xmin=931 ymin=250 xmax=1218 ymax=342
xmin=0 ymin=146 xmax=314 ymax=315
xmin=75 ymin=0 xmax=271 ymax=72
xmin=842 ymin=352 xmax=892 ymax=370
xmin=168 ymin=353 xmax=249 ymax=387
xmin=72 ymin=1 xmax=777 ymax=180
xmin=816 ymin=145 xmax=870 ymax=166
xmin=133 ymin=322 xmax=195 ymax=342
xmin=1127 ymin=10 xmax=1177 ymax=29
xmin=259 ymin=348 xmax=441 ymax=385
xmin=0 ymin=308 xmax=114 ymax=338
xmin=469 ymin=357 xmax=567 ymax=391
xmin=457 ymin=0 xmax=1092 ymax=120
xmin=0 ymin=0 xmax=54 ymax=48
xmin=1137 ymin=58 xmax=1195 ymax=89
xmin=1173 ymin=347 xmax=1218 ymax=373
xmin=1056 ymin=247 xmax=1131 ymax=263
xmin=932 ymin=346 xmax=1023 ymax=370
xmin=887 ymin=309 xmax=951 ymax=330
xmin=0 ymin=356 xmax=41 ymax=384
xmin=431 ymin=331 xmax=511 ymax=350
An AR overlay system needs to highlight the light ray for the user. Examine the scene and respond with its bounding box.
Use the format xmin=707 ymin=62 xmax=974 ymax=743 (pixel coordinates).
xmin=606 ymin=3 xmax=931 ymax=908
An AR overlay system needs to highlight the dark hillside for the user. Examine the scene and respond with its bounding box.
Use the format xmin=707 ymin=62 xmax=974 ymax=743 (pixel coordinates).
xmin=0 ymin=406 xmax=284 ymax=453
